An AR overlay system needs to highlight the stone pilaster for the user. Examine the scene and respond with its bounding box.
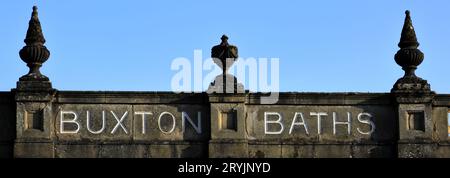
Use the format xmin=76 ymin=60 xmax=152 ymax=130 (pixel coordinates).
xmin=208 ymin=94 xmax=248 ymax=158
xmin=207 ymin=36 xmax=248 ymax=157
xmin=13 ymin=6 xmax=56 ymax=158
xmin=391 ymin=11 xmax=437 ymax=158
xmin=394 ymin=93 xmax=435 ymax=158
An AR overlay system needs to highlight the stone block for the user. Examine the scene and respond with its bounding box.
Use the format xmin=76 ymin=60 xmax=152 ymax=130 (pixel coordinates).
xmin=397 ymin=104 xmax=433 ymax=141
xmin=351 ymin=145 xmax=395 ymax=158
xmin=314 ymin=145 xmax=352 ymax=158
xmin=397 ymin=143 xmax=437 ymax=158
xmin=98 ymin=144 xmax=147 ymax=158
xmin=14 ymin=142 xmax=54 ymax=158
xmin=209 ymin=141 xmax=248 ymax=158
xmin=133 ymin=105 xmax=209 ymax=142
xmin=148 ymin=144 xmax=206 ymax=158
xmin=281 ymin=145 xmax=315 ymax=158
xmin=431 ymin=107 xmax=449 ymax=141
xmin=55 ymin=144 xmax=99 ymax=158
xmin=432 ymin=145 xmax=450 ymax=158
xmin=16 ymin=102 xmax=54 ymax=140
xmin=245 ymin=105 xmax=395 ymax=142
xmin=55 ymin=104 xmax=133 ymax=141
xmin=210 ymin=103 xmax=246 ymax=140
xmin=248 ymin=144 xmax=281 ymax=158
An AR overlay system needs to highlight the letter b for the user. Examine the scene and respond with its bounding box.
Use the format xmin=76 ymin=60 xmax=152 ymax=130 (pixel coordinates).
xmin=264 ymin=112 xmax=284 ymax=134
xmin=60 ymin=111 xmax=80 ymax=134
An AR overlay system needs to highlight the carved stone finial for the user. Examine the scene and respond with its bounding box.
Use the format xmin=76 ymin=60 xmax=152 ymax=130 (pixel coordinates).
xmin=19 ymin=6 xmax=51 ymax=82
xmin=211 ymin=35 xmax=238 ymax=74
xmin=398 ymin=10 xmax=419 ymax=49
xmin=208 ymin=35 xmax=243 ymax=94
xmin=25 ymin=6 xmax=46 ymax=46
xmin=220 ymin=35 xmax=229 ymax=45
xmin=392 ymin=10 xmax=431 ymax=95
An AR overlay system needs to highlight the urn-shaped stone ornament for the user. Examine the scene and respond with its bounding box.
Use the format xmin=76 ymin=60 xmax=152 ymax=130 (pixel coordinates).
xmin=392 ymin=10 xmax=431 ymax=93
xmin=394 ymin=10 xmax=424 ymax=78
xmin=208 ymin=35 xmax=244 ymax=93
xmin=19 ymin=6 xmax=50 ymax=81
xmin=211 ymin=35 xmax=238 ymax=75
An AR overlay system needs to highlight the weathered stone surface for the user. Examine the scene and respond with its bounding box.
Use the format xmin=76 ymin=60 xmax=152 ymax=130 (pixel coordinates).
xmin=281 ymin=145 xmax=315 ymax=158
xmin=55 ymin=144 xmax=99 ymax=158
xmin=209 ymin=141 xmax=248 ymax=158
xmin=4 ymin=88 xmax=450 ymax=158
xmin=432 ymin=145 xmax=450 ymax=158
xmin=14 ymin=142 xmax=54 ymax=158
xmin=55 ymin=144 xmax=148 ymax=158
xmin=431 ymin=107 xmax=449 ymax=141
xmin=351 ymin=145 xmax=395 ymax=158
xmin=314 ymin=145 xmax=352 ymax=158
xmin=391 ymin=11 xmax=432 ymax=95
xmin=246 ymin=93 xmax=393 ymax=105
xmin=397 ymin=143 xmax=450 ymax=158
xmin=398 ymin=143 xmax=437 ymax=158
xmin=208 ymin=35 xmax=243 ymax=94
xmin=57 ymin=91 xmax=208 ymax=104
xmin=208 ymin=74 xmax=244 ymax=94
xmin=148 ymin=143 xmax=206 ymax=158
xmin=248 ymin=144 xmax=282 ymax=158
xmin=18 ymin=6 xmax=52 ymax=83
xmin=133 ymin=105 xmax=209 ymax=142
xmin=55 ymin=143 xmax=207 ymax=158
xmin=98 ymin=144 xmax=147 ymax=158
xmin=246 ymin=105 xmax=395 ymax=142
xmin=55 ymin=104 xmax=133 ymax=141
xmin=397 ymin=104 xmax=433 ymax=141
xmin=16 ymin=102 xmax=54 ymax=140
xmin=210 ymin=103 xmax=246 ymax=140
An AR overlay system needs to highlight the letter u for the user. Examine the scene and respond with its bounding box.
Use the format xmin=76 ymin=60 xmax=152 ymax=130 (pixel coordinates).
xmin=86 ymin=110 xmax=106 ymax=134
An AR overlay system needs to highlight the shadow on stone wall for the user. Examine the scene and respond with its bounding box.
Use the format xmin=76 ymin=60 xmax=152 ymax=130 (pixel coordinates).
xmin=175 ymin=93 xmax=210 ymax=158
xmin=356 ymin=95 xmax=397 ymax=158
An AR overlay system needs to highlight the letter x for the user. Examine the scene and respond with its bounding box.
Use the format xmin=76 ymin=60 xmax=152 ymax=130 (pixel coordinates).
xmin=111 ymin=111 xmax=129 ymax=134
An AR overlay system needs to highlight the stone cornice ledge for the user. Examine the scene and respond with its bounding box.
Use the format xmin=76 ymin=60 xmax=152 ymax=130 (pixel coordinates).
xmin=246 ymin=92 xmax=393 ymax=105
xmin=56 ymin=91 xmax=208 ymax=104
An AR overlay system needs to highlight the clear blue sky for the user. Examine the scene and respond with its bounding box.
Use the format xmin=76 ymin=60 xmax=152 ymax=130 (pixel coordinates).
xmin=0 ymin=0 xmax=449 ymax=93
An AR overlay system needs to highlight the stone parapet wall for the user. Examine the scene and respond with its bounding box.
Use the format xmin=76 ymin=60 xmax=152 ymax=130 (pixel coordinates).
xmin=1 ymin=91 xmax=448 ymax=158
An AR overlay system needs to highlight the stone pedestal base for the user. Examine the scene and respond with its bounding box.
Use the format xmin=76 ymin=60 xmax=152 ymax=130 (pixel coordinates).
xmin=391 ymin=76 xmax=431 ymax=95
xmin=397 ymin=143 xmax=437 ymax=158
xmin=207 ymin=74 xmax=244 ymax=94
xmin=17 ymin=80 xmax=52 ymax=91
